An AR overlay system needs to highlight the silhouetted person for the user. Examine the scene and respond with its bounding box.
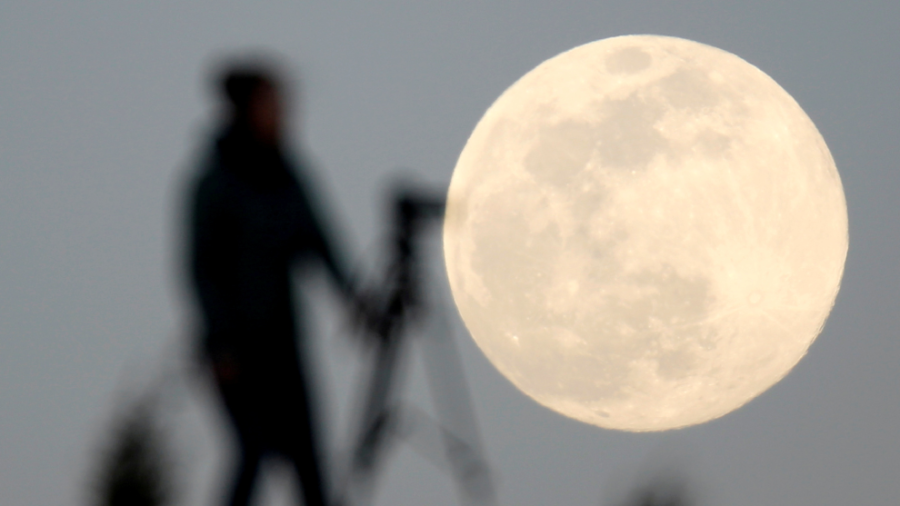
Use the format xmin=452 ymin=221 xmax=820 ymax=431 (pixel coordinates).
xmin=188 ymin=59 xmax=357 ymax=506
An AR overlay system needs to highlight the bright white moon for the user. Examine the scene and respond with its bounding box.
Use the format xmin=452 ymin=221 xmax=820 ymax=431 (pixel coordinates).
xmin=443 ymin=35 xmax=848 ymax=431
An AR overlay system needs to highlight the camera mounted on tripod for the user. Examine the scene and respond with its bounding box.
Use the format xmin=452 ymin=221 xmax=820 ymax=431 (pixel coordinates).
xmin=372 ymin=185 xmax=445 ymax=339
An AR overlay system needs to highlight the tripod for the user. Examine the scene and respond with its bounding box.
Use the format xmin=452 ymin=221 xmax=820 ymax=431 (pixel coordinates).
xmin=338 ymin=186 xmax=496 ymax=506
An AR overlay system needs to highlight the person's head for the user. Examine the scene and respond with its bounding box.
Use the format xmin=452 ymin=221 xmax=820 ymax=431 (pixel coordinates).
xmin=216 ymin=59 xmax=287 ymax=144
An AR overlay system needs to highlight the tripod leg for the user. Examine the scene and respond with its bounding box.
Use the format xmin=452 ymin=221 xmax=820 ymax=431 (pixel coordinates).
xmin=420 ymin=309 xmax=497 ymax=506
xmin=343 ymin=331 xmax=405 ymax=506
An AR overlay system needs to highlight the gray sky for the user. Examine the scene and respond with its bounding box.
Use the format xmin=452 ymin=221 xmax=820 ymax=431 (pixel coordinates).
xmin=1 ymin=1 xmax=898 ymax=505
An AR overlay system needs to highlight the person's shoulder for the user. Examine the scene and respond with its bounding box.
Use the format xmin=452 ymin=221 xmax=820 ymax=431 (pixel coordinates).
xmin=197 ymin=130 xmax=240 ymax=186
xmin=190 ymin=150 xmax=242 ymax=212
xmin=190 ymin=159 xmax=224 ymax=192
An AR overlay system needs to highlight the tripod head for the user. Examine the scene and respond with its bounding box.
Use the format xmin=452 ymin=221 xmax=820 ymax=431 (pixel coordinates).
xmin=393 ymin=188 xmax=445 ymax=262
xmin=374 ymin=186 xmax=445 ymax=336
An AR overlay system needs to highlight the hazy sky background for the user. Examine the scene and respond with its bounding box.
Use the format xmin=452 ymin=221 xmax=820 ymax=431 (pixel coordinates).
xmin=2 ymin=2 xmax=899 ymax=505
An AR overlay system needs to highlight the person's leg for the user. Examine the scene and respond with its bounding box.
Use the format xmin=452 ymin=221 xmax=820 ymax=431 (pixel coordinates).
xmin=218 ymin=375 xmax=266 ymax=506
xmin=226 ymin=443 xmax=263 ymax=506
xmin=276 ymin=374 xmax=328 ymax=506
xmin=287 ymin=425 xmax=327 ymax=506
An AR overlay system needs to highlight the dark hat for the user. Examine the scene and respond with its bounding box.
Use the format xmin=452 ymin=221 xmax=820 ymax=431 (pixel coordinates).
xmin=216 ymin=60 xmax=280 ymax=115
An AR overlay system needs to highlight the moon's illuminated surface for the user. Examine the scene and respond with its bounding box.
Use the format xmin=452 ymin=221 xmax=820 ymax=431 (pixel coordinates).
xmin=443 ymin=35 xmax=848 ymax=431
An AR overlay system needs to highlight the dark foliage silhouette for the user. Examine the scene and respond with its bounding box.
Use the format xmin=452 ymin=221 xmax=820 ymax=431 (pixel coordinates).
xmin=89 ymin=396 xmax=173 ymax=506
xmin=615 ymin=474 xmax=694 ymax=506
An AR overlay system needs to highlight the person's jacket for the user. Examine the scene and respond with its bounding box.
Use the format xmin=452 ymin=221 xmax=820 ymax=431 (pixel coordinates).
xmin=189 ymin=125 xmax=352 ymax=368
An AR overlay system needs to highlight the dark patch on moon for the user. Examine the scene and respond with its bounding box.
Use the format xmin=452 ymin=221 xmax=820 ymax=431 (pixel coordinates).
xmin=594 ymin=95 xmax=669 ymax=169
xmin=655 ymin=67 xmax=721 ymax=111
xmin=547 ymin=264 xmax=714 ymax=403
xmin=523 ymin=61 xmax=734 ymax=183
xmin=606 ymin=47 xmax=652 ymax=74
xmin=614 ymin=265 xmax=713 ymax=381
xmin=696 ymin=130 xmax=732 ymax=157
xmin=524 ymin=119 xmax=597 ymax=187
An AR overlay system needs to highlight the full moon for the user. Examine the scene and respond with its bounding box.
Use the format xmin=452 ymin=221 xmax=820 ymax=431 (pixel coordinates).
xmin=443 ymin=35 xmax=847 ymax=431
